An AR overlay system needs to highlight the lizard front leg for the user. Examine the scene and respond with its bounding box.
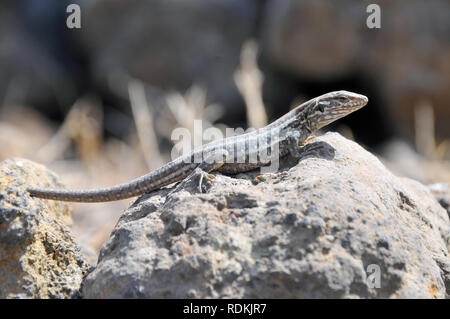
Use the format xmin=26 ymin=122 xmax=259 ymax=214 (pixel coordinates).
xmin=286 ymin=130 xmax=312 ymax=159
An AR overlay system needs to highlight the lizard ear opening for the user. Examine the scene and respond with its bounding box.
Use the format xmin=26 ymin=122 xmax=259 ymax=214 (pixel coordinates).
xmin=318 ymin=104 xmax=325 ymax=113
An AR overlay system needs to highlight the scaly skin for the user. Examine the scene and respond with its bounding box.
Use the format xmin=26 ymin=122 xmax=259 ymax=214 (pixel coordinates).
xmin=27 ymin=90 xmax=368 ymax=202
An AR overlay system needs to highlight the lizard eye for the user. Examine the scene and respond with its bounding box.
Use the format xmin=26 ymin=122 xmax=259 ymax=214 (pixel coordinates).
xmin=318 ymin=104 xmax=325 ymax=113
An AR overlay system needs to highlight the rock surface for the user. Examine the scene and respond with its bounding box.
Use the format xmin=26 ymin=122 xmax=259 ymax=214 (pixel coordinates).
xmin=0 ymin=158 xmax=89 ymax=299
xmin=82 ymin=133 xmax=450 ymax=298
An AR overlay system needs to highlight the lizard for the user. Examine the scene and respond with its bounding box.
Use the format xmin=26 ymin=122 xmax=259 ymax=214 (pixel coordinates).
xmin=27 ymin=90 xmax=368 ymax=202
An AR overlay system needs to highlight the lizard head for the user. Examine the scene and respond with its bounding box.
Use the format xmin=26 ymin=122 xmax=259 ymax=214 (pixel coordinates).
xmin=306 ymin=90 xmax=368 ymax=131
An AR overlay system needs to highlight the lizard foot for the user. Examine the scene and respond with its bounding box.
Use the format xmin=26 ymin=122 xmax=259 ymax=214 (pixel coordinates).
xmin=287 ymin=133 xmax=313 ymax=159
xmin=193 ymin=167 xmax=215 ymax=192
xmin=167 ymin=168 xmax=215 ymax=198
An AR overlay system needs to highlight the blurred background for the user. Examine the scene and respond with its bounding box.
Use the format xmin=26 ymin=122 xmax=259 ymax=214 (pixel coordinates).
xmin=0 ymin=0 xmax=449 ymax=264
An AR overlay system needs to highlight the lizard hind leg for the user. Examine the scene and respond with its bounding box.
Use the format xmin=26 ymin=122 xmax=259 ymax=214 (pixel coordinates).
xmin=193 ymin=149 xmax=228 ymax=192
xmin=168 ymin=149 xmax=228 ymax=196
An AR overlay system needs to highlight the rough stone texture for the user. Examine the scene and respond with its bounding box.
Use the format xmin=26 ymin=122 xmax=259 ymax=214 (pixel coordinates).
xmin=82 ymin=133 xmax=450 ymax=298
xmin=0 ymin=158 xmax=89 ymax=299
xmin=80 ymin=0 xmax=257 ymax=108
xmin=261 ymin=0 xmax=450 ymax=141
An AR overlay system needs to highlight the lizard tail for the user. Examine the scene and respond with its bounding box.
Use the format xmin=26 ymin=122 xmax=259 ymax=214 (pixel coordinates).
xmin=27 ymin=185 xmax=143 ymax=202
xmin=26 ymin=164 xmax=188 ymax=202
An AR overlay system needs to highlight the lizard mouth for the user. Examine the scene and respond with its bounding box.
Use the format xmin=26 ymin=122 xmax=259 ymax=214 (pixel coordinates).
xmin=353 ymin=96 xmax=368 ymax=109
xmin=338 ymin=93 xmax=369 ymax=114
xmin=343 ymin=99 xmax=368 ymax=113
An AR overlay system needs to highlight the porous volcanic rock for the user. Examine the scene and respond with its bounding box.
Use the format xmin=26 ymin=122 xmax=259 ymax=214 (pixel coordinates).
xmin=82 ymin=133 xmax=450 ymax=298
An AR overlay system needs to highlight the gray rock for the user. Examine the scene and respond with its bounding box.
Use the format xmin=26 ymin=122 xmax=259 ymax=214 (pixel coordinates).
xmin=82 ymin=133 xmax=449 ymax=298
xmin=0 ymin=158 xmax=89 ymax=299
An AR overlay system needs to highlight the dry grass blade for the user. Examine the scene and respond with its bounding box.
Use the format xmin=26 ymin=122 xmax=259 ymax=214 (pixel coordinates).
xmin=414 ymin=99 xmax=436 ymax=160
xmin=435 ymin=140 xmax=449 ymax=161
xmin=34 ymin=98 xmax=103 ymax=168
xmin=414 ymin=98 xmax=450 ymax=183
xmin=163 ymin=84 xmax=225 ymax=158
xmin=128 ymin=79 xmax=164 ymax=169
xmin=34 ymin=100 xmax=82 ymax=164
xmin=234 ymin=39 xmax=268 ymax=129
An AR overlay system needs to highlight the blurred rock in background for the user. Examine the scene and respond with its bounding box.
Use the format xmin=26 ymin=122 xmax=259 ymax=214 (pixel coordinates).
xmin=1 ymin=0 xmax=448 ymax=146
xmin=260 ymin=0 xmax=450 ymax=146
xmin=79 ymin=0 xmax=258 ymax=121
xmin=0 ymin=0 xmax=88 ymax=118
